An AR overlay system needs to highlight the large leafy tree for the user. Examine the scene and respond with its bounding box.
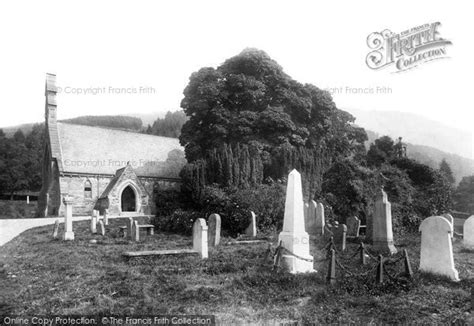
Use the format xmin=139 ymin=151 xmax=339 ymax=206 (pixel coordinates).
xmin=179 ymin=48 xmax=366 ymax=190
xmin=367 ymin=135 xmax=395 ymax=167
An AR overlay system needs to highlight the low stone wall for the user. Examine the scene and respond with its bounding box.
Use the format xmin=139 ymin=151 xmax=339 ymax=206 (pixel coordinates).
xmin=0 ymin=215 xmax=127 ymax=246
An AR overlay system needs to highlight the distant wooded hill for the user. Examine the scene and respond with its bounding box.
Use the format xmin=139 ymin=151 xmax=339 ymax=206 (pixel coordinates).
xmin=365 ymin=129 xmax=474 ymax=184
xmin=2 ymin=115 xmax=143 ymax=136
xmin=61 ymin=115 xmax=143 ymax=130
xmin=345 ymin=108 xmax=472 ymax=159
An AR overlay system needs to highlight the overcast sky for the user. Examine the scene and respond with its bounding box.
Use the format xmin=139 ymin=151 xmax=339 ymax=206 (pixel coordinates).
xmin=0 ymin=1 xmax=472 ymax=155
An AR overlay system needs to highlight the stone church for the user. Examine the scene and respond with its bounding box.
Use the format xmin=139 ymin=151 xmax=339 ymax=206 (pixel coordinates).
xmin=38 ymin=74 xmax=186 ymax=217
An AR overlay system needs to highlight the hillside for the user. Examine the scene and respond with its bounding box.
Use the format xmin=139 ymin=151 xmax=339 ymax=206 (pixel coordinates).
xmin=2 ymin=123 xmax=37 ymax=137
xmin=1 ymin=113 xmax=165 ymax=137
xmin=61 ymin=115 xmax=143 ymax=131
xmin=1 ymin=115 xmax=144 ymax=137
xmin=346 ymin=108 xmax=472 ymax=159
xmin=364 ymin=129 xmax=474 ymax=184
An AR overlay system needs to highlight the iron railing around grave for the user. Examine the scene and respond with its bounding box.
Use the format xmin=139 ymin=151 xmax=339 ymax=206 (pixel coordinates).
xmin=266 ymin=236 xmax=414 ymax=285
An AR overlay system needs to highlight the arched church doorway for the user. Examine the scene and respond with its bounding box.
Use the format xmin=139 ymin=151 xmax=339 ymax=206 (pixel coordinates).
xmin=121 ymin=186 xmax=136 ymax=212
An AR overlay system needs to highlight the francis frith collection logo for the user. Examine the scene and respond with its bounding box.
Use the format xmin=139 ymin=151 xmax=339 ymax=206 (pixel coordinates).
xmin=366 ymin=22 xmax=452 ymax=72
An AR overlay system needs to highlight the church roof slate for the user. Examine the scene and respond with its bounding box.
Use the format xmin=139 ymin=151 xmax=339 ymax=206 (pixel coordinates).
xmin=55 ymin=122 xmax=186 ymax=178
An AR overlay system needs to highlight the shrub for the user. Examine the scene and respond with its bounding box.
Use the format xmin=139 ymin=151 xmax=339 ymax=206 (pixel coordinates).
xmin=152 ymin=209 xmax=201 ymax=236
xmin=194 ymin=181 xmax=286 ymax=236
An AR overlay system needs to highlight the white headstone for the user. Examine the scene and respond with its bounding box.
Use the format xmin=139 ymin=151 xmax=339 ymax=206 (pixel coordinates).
xmin=315 ymin=202 xmax=325 ymax=235
xmin=208 ymin=214 xmax=221 ymax=247
xmin=346 ymin=216 xmax=361 ymax=237
xmin=133 ymin=220 xmax=140 ymax=242
xmin=245 ymin=211 xmax=257 ymax=237
xmin=62 ymin=196 xmax=74 ymax=240
xmin=104 ymin=209 xmax=109 ymax=226
xmin=463 ymin=216 xmax=474 ymax=248
xmin=419 ymin=216 xmax=459 ymax=281
xmin=373 ymin=189 xmax=397 ymax=254
xmin=277 ymin=170 xmax=315 ymax=274
xmin=90 ymin=215 xmax=97 ymax=234
xmin=193 ymin=218 xmax=208 ymax=259
xmin=98 ymin=220 xmax=105 ymax=236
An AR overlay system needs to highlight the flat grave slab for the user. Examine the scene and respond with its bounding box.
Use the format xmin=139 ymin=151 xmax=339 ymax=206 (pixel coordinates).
xmin=123 ymin=249 xmax=198 ymax=257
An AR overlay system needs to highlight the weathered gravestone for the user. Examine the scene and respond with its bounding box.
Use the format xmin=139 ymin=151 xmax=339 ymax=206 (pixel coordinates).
xmin=193 ymin=218 xmax=208 ymax=259
xmin=442 ymin=213 xmax=454 ymax=238
xmin=98 ymin=220 xmax=105 ymax=236
xmin=133 ymin=220 xmax=140 ymax=242
xmin=463 ymin=215 xmax=474 ymax=248
xmin=315 ymin=202 xmax=325 ymax=235
xmin=245 ymin=211 xmax=257 ymax=237
xmin=277 ymin=169 xmax=314 ymax=274
xmin=63 ymin=196 xmax=74 ymax=240
xmin=346 ymin=216 xmax=361 ymax=237
xmin=333 ymin=223 xmax=347 ymax=251
xmin=103 ymin=209 xmax=109 ymax=226
xmin=372 ymin=189 xmax=397 ymax=254
xmin=208 ymin=213 xmax=221 ymax=247
xmin=128 ymin=217 xmax=134 ymax=240
xmin=303 ymin=202 xmax=309 ymax=229
xmin=366 ymin=214 xmax=373 ymax=242
xmin=90 ymin=215 xmax=97 ymax=234
xmin=52 ymin=220 xmax=60 ymax=239
xmin=419 ymin=216 xmax=459 ymax=281
xmin=305 ymin=200 xmax=317 ymax=236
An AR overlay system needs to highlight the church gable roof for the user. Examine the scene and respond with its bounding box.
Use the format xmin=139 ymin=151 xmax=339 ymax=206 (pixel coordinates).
xmin=57 ymin=122 xmax=186 ymax=178
xmin=98 ymin=167 xmax=126 ymax=199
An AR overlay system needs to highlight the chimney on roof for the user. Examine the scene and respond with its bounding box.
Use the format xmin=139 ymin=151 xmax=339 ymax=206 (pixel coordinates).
xmin=45 ymin=73 xmax=57 ymax=127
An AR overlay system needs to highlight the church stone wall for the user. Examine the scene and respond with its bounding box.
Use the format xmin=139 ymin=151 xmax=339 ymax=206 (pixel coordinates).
xmin=58 ymin=175 xmax=113 ymax=216
xmin=55 ymin=173 xmax=180 ymax=216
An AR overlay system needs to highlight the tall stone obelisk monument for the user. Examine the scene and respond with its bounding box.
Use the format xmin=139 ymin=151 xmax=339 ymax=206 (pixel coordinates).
xmin=277 ymin=169 xmax=315 ymax=273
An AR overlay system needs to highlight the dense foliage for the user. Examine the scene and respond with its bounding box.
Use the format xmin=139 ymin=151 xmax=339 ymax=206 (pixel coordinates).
xmin=322 ymin=136 xmax=453 ymax=234
xmin=154 ymin=181 xmax=285 ymax=237
xmin=179 ymin=49 xmax=366 ymax=200
xmin=165 ymin=49 xmax=455 ymax=236
xmin=0 ymin=125 xmax=44 ymax=197
xmin=453 ymin=175 xmax=474 ymax=214
xmin=145 ymin=111 xmax=187 ymax=138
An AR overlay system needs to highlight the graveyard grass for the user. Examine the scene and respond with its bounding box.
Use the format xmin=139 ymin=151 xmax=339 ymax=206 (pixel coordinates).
xmin=0 ymin=217 xmax=472 ymax=324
